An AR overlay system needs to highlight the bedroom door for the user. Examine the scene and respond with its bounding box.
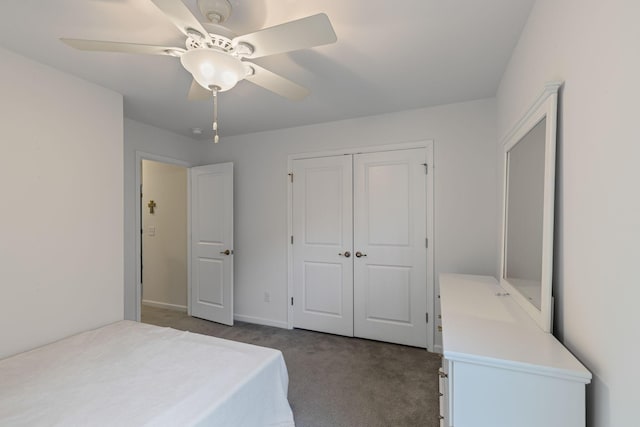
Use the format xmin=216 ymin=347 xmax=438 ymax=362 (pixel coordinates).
xmin=190 ymin=162 xmax=234 ymax=325
xmin=292 ymin=155 xmax=354 ymax=336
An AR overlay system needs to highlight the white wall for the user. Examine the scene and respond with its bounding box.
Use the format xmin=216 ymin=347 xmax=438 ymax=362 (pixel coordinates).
xmin=497 ymin=1 xmax=640 ymax=425
xmin=122 ymin=98 xmax=498 ymax=345
xmin=205 ymin=99 xmax=498 ymax=333
xmin=123 ymin=119 xmax=211 ymax=320
xmin=142 ymin=160 xmax=188 ymax=310
xmin=0 ymin=47 xmax=123 ymax=359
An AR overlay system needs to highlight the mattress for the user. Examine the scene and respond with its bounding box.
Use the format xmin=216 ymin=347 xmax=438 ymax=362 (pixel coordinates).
xmin=0 ymin=321 xmax=295 ymax=426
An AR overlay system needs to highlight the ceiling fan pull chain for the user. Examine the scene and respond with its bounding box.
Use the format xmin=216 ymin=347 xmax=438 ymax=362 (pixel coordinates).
xmin=212 ymin=85 xmax=220 ymax=143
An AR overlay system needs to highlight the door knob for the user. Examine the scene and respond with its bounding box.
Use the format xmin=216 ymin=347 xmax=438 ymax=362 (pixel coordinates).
xmin=355 ymin=251 xmax=367 ymax=258
xmin=339 ymin=251 xmax=351 ymax=258
xmin=220 ymin=249 xmax=232 ymax=255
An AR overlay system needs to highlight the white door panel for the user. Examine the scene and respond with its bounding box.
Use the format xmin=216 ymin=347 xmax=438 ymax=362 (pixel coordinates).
xmin=365 ymin=265 xmax=412 ymax=323
xmin=354 ymin=149 xmax=427 ymax=347
xmin=190 ymin=162 xmax=234 ymax=325
xmin=195 ymin=258 xmax=224 ymax=305
xmin=367 ymin=161 xmax=411 ymax=245
xmin=292 ymin=156 xmax=353 ymax=336
xmin=303 ymin=262 xmax=345 ymax=316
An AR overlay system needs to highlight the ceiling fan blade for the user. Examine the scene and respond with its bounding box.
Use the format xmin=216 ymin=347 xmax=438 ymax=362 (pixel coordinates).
xmin=244 ymin=62 xmax=309 ymax=101
xmin=233 ymin=13 xmax=337 ymax=59
xmin=61 ymin=38 xmax=184 ymax=56
xmin=150 ymin=0 xmax=212 ymax=44
xmin=187 ymin=79 xmax=212 ymax=101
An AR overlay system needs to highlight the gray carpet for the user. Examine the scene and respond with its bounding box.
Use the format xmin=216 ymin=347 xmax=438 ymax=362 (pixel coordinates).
xmin=142 ymin=306 xmax=441 ymax=427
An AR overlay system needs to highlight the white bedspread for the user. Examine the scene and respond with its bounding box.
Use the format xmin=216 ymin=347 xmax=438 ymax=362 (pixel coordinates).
xmin=0 ymin=321 xmax=295 ymax=426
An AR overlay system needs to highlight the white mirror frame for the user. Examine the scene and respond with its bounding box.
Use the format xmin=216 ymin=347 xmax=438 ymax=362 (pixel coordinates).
xmin=499 ymin=81 xmax=561 ymax=333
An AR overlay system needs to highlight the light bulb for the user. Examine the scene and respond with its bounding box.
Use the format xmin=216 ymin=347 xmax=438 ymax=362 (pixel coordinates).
xmin=200 ymin=63 xmax=215 ymax=78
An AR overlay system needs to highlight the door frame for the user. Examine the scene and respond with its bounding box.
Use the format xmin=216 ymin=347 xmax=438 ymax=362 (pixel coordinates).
xmin=286 ymin=140 xmax=435 ymax=349
xmin=134 ymin=151 xmax=191 ymax=322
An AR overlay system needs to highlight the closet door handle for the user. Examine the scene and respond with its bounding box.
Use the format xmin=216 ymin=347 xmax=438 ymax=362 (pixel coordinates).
xmin=220 ymin=249 xmax=232 ymax=255
xmin=339 ymin=251 xmax=351 ymax=258
xmin=355 ymin=251 xmax=367 ymax=258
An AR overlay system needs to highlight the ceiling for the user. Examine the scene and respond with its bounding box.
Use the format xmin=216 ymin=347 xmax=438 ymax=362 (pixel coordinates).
xmin=0 ymin=0 xmax=534 ymax=140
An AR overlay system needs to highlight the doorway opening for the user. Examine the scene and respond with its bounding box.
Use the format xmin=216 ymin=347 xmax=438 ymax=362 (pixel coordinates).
xmin=134 ymin=153 xmax=235 ymax=326
xmin=134 ymin=152 xmax=191 ymax=323
xmin=140 ymin=159 xmax=189 ymax=322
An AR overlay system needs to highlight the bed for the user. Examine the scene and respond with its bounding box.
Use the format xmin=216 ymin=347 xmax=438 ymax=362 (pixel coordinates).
xmin=0 ymin=321 xmax=295 ymax=426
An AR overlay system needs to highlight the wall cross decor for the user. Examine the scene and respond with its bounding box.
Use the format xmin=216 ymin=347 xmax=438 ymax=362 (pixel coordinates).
xmin=147 ymin=200 xmax=156 ymax=214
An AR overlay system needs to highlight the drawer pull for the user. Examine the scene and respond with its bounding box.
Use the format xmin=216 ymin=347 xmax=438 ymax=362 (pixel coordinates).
xmin=438 ymin=369 xmax=448 ymax=378
xmin=439 ymin=415 xmax=445 ymax=420
xmin=437 ymin=325 xmax=443 ymax=332
xmin=439 ymin=392 xmax=444 ymax=397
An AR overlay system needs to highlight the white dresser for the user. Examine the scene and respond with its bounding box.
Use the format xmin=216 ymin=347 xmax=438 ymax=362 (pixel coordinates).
xmin=438 ymin=274 xmax=591 ymax=427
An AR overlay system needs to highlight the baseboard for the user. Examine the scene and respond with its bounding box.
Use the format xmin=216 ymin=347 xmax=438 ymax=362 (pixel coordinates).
xmin=142 ymin=300 xmax=187 ymax=313
xmin=433 ymin=344 xmax=443 ymax=354
xmin=234 ymin=313 xmax=288 ymax=329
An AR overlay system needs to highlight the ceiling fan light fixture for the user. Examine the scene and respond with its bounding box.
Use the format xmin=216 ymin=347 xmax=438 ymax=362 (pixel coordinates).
xmin=180 ymin=48 xmax=245 ymax=92
xmin=62 ymin=1 xmax=337 ymax=145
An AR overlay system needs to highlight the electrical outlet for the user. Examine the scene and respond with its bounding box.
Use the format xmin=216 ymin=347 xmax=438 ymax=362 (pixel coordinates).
xmin=264 ymin=292 xmax=271 ymax=303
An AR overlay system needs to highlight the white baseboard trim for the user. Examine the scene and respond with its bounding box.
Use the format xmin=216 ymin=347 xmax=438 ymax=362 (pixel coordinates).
xmin=234 ymin=314 xmax=288 ymax=329
xmin=142 ymin=300 xmax=187 ymax=313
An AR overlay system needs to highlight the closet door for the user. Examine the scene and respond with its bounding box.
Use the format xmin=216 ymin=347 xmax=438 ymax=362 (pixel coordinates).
xmin=292 ymin=155 xmax=354 ymax=336
xmin=353 ymin=148 xmax=427 ymax=347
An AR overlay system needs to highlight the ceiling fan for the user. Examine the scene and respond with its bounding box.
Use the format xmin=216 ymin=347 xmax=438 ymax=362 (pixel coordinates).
xmin=61 ymin=0 xmax=337 ymax=142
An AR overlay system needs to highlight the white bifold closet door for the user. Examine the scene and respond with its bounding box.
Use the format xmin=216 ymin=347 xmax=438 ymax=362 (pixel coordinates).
xmin=292 ymin=148 xmax=427 ymax=348
xmin=292 ymin=155 xmax=354 ymax=336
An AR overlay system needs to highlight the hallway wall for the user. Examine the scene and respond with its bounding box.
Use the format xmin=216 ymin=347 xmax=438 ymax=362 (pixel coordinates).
xmin=141 ymin=160 xmax=188 ymax=311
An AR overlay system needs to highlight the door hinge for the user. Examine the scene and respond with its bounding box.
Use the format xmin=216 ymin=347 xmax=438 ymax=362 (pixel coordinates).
xmin=426 ymin=312 xmax=429 ymax=323
xmin=422 ymin=163 xmax=428 ymax=174
xmin=425 ymin=238 xmax=428 ymax=248
xmin=291 ymin=235 xmax=294 ymax=244
xmin=288 ymin=172 xmax=293 ymax=183
xmin=291 ymin=297 xmax=294 ymax=306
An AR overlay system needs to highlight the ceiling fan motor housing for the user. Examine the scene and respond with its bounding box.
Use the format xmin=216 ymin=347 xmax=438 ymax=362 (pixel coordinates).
xmin=185 ymin=33 xmax=233 ymax=52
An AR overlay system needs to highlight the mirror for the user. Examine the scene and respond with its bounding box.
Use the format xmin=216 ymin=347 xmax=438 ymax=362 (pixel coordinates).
xmin=505 ymin=118 xmax=546 ymax=309
xmin=500 ymin=82 xmax=560 ymax=333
